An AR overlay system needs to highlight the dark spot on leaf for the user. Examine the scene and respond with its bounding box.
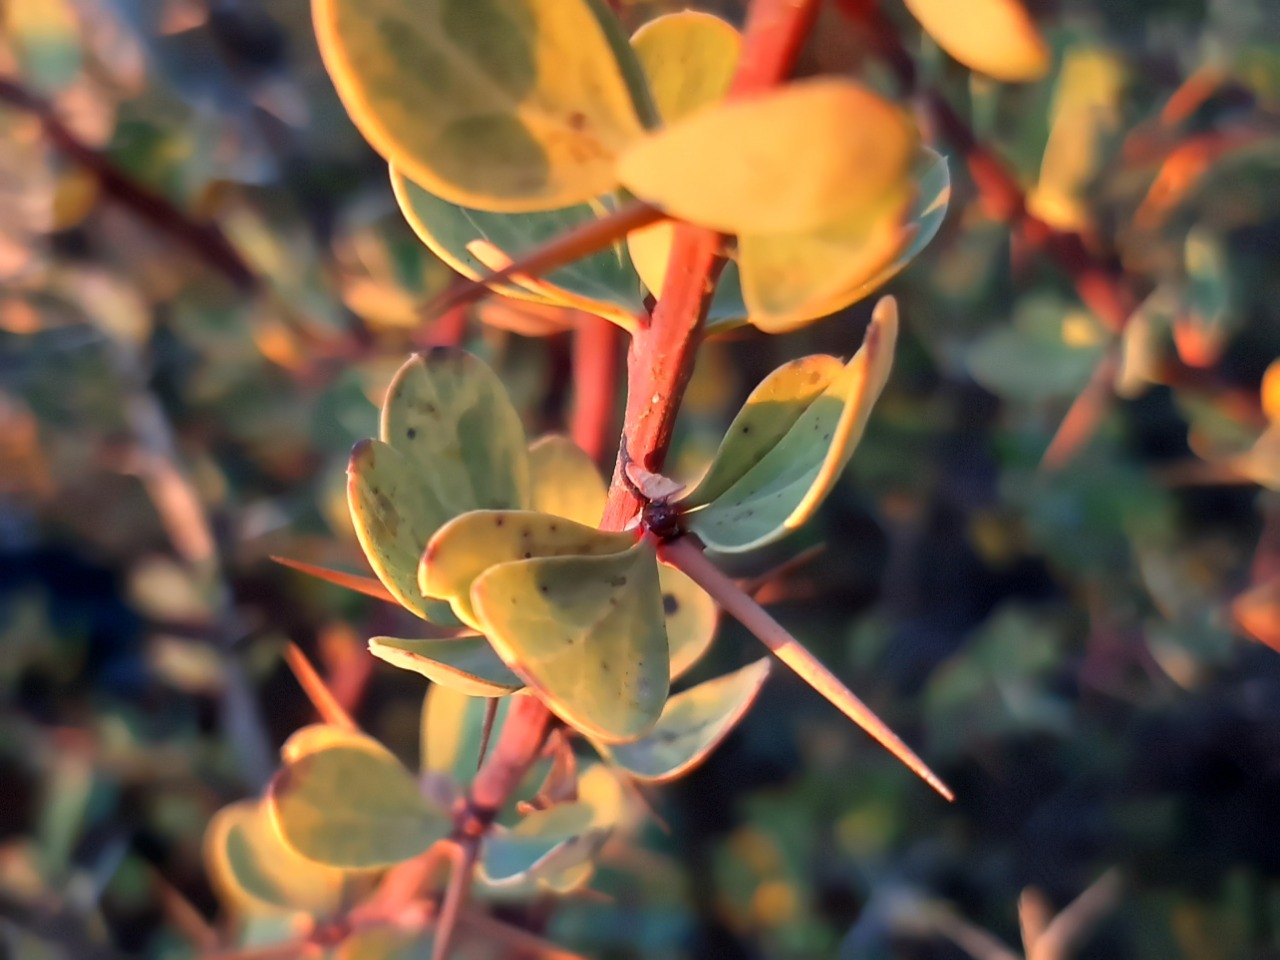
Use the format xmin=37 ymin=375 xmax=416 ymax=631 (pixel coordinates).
xmin=601 ymin=662 xmax=610 ymax=673
xmin=610 ymin=576 xmax=627 ymax=587
xmin=567 ymin=111 xmax=587 ymax=131
xmin=663 ymin=593 xmax=678 ymax=616
xmin=407 ymin=427 xmax=417 ymax=439
xmin=741 ymin=425 xmax=751 ymax=434
xmin=539 ymin=585 xmax=549 ymax=594
xmin=523 ymin=551 xmax=532 ymax=559
xmin=549 ymin=523 xmax=558 ymax=532
xmin=564 ymin=636 xmax=574 ymax=646
xmin=822 ymin=432 xmax=831 ymax=442
xmin=495 ymin=516 xmax=505 ymax=527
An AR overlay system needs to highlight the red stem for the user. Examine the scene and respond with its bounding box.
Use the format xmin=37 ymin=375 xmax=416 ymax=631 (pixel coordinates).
xmin=570 ymin=312 xmax=623 ymax=466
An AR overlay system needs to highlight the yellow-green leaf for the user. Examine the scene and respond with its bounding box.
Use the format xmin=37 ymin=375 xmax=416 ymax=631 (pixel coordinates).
xmin=904 ymin=0 xmax=1050 ymax=82
xmin=420 ymin=510 xmax=634 ymax=629
xmin=369 ymin=636 xmax=524 ymax=696
xmin=204 ymin=799 xmax=348 ymax=916
xmin=660 ymin=562 xmax=719 ymax=679
xmin=380 ymin=350 xmax=530 ymax=516
xmin=738 ymin=185 xmax=914 ymax=333
xmin=269 ymin=738 xmax=449 ymax=869
xmin=313 ymin=0 xmax=650 ymax=211
xmin=477 ymin=800 xmax=608 ymax=895
xmin=631 ymin=10 xmax=740 ymax=123
xmin=528 ymin=434 xmax=608 ymax=526
xmin=684 ymin=297 xmax=899 ymax=553
xmin=617 ymin=78 xmax=918 ymax=235
xmin=471 ymin=541 xmax=669 ymax=741
xmin=600 ymin=658 xmax=770 ymax=782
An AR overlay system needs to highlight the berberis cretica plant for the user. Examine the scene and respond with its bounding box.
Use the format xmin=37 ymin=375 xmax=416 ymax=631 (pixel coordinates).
xmin=204 ymin=0 xmax=959 ymax=956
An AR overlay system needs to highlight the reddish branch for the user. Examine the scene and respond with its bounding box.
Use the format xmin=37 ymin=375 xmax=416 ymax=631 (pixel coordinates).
xmin=0 ymin=76 xmax=259 ymax=292
xmin=462 ymin=0 xmax=823 ymax=864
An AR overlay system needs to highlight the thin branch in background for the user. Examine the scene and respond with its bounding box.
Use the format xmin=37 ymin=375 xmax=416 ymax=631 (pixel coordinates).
xmin=660 ymin=536 xmax=954 ymax=801
xmin=0 ymin=76 xmax=259 ymax=292
xmin=151 ymin=869 xmax=220 ymax=953
xmin=425 ymin=202 xmax=665 ymax=316
xmin=270 ymin=555 xmax=398 ymax=604
xmin=283 ymin=643 xmax=358 ymax=731
xmin=475 ymin=699 xmax=499 ymax=771
xmin=1040 ymin=351 xmax=1120 ymax=470
xmin=1030 ymin=870 xmax=1122 ymax=960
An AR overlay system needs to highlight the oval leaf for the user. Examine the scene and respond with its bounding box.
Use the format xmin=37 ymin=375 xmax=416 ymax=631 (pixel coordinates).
xmin=617 ymin=78 xmax=918 ymax=235
xmin=205 ymin=799 xmax=348 ymax=916
xmin=738 ymin=185 xmax=915 ymax=333
xmin=313 ymin=0 xmax=649 ymax=210
xmin=904 ymin=0 xmax=1050 ymax=82
xmin=600 ymin=658 xmax=771 ymax=782
xmin=268 ymin=739 xmax=449 ymax=869
xmin=348 ymin=439 xmax=458 ymax=623
xmin=381 ymin=349 xmax=530 ymax=516
xmin=369 ymin=636 xmax=524 ymax=696
xmin=660 ymin=562 xmax=719 ymax=680
xmin=420 ymin=510 xmax=634 ymax=629
xmin=391 ymin=168 xmax=647 ymax=324
xmin=528 ymin=434 xmax=608 ymax=526
xmin=684 ymin=297 xmax=899 ymax=553
xmin=478 ymin=801 xmax=608 ymax=895
xmin=631 ymin=10 xmax=740 ymax=123
xmin=471 ymin=541 xmax=670 ymax=742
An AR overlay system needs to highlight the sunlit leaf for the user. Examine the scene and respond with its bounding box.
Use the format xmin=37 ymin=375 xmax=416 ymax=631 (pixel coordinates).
xmin=471 ymin=541 xmax=669 ymax=741
xmin=204 ymin=799 xmax=348 ymax=916
xmin=269 ymin=736 xmax=450 ymax=869
xmin=390 ymin=168 xmax=647 ymax=323
xmin=380 ymin=350 xmax=530 ymax=515
xmin=420 ymin=510 xmax=634 ymax=629
xmin=631 ymin=10 xmax=740 ymax=123
xmin=369 ymin=636 xmax=524 ymax=696
xmin=660 ymin=562 xmax=719 ymax=679
xmin=280 ymin=724 xmax=382 ymax=766
xmin=478 ymin=801 xmax=607 ymax=894
xmin=348 ymin=350 xmax=530 ymax=622
xmin=904 ymin=0 xmax=1050 ymax=82
xmin=738 ymin=186 xmax=914 ymax=333
xmin=347 ymin=439 xmax=458 ymax=623
xmin=599 ymin=658 xmax=770 ymax=782
xmin=617 ymin=78 xmax=918 ymax=235
xmin=528 ymin=434 xmax=608 ymax=526
xmin=313 ymin=0 xmax=650 ymax=210
xmin=683 ymin=298 xmax=899 ymax=553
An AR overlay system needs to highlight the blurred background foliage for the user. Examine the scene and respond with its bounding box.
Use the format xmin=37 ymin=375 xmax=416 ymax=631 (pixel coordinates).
xmin=3 ymin=0 xmax=1280 ymax=957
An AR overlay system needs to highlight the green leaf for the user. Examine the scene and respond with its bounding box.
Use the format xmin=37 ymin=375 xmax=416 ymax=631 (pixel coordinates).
xmin=471 ymin=541 xmax=670 ymax=741
xmin=631 ymin=10 xmax=740 ymax=123
xmin=204 ymin=799 xmax=348 ymax=916
xmin=966 ymin=294 xmax=1107 ymax=402
xmin=420 ymin=510 xmax=634 ymax=629
xmin=381 ymin=350 xmax=530 ymax=516
xmin=478 ymin=801 xmax=607 ymax=895
xmin=348 ymin=350 xmax=530 ymax=623
xmin=660 ymin=562 xmax=719 ymax=679
xmin=313 ymin=0 xmax=649 ymax=211
xmin=617 ymin=78 xmax=918 ymax=235
xmin=528 ymin=435 xmax=609 ymax=525
xmin=683 ymin=298 xmax=899 ymax=553
xmin=347 ymin=440 xmax=458 ymax=623
xmin=269 ymin=735 xmax=450 ymax=869
xmin=390 ymin=168 xmax=647 ymax=325
xmin=600 ymin=658 xmax=771 ymax=782
xmin=369 ymin=636 xmax=524 ymax=696
xmin=421 ymin=684 xmax=514 ymax=781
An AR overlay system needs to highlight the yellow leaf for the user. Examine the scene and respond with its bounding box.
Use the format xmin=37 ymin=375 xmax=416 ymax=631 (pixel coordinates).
xmin=904 ymin=0 xmax=1050 ymax=82
xmin=313 ymin=0 xmax=650 ymax=211
xmin=617 ymin=78 xmax=918 ymax=235
xmin=631 ymin=10 xmax=740 ymax=123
